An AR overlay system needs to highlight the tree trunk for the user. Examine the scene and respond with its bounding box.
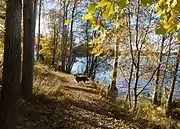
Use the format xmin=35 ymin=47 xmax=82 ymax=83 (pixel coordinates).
xmin=61 ymin=0 xmax=69 ymax=72
xmin=166 ymin=44 xmax=180 ymax=117
xmin=33 ymin=0 xmax=37 ymax=49
xmin=126 ymin=3 xmax=133 ymax=106
xmin=133 ymin=0 xmax=140 ymax=109
xmin=51 ymin=24 xmax=57 ymax=66
xmin=161 ymin=33 xmax=172 ymax=101
xmin=21 ymin=0 xmax=35 ymax=100
xmin=87 ymin=31 xmax=97 ymax=77
xmin=84 ymin=21 xmax=90 ymax=74
xmin=61 ymin=2 xmax=66 ymax=72
xmin=0 ymin=0 xmax=22 ymax=128
xmin=107 ymin=39 xmax=119 ymax=101
xmin=91 ymin=57 xmax=100 ymax=80
xmin=88 ymin=55 xmax=97 ymax=78
xmin=134 ymin=51 xmax=140 ymax=108
xmin=126 ymin=63 xmax=133 ymax=105
xmin=66 ymin=0 xmax=77 ymax=73
xmin=37 ymin=0 xmax=42 ymax=60
xmin=153 ymin=36 xmax=165 ymax=106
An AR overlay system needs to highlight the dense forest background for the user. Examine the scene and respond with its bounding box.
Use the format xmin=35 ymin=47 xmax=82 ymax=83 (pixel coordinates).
xmin=0 ymin=0 xmax=179 ymax=129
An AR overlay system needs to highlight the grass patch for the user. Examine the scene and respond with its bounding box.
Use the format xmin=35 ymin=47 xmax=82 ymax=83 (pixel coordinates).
xmin=109 ymin=99 xmax=180 ymax=129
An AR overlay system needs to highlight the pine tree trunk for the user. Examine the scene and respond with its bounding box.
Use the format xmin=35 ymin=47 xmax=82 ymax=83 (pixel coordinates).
xmin=21 ymin=0 xmax=35 ymax=100
xmin=0 ymin=0 xmax=22 ymax=128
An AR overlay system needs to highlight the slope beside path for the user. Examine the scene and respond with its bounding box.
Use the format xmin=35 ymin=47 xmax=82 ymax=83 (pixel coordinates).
xmin=17 ymin=64 xmax=161 ymax=129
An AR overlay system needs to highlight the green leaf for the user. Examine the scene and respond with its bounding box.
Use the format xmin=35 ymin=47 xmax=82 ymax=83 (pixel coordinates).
xmin=155 ymin=26 xmax=167 ymax=35
xmin=177 ymin=23 xmax=180 ymax=29
xmin=98 ymin=0 xmax=111 ymax=7
xmin=88 ymin=2 xmax=96 ymax=14
xmin=92 ymin=24 xmax=100 ymax=30
xmin=82 ymin=13 xmax=94 ymax=20
xmin=171 ymin=0 xmax=178 ymax=8
xmin=108 ymin=3 xmax=114 ymax=16
xmin=82 ymin=13 xmax=97 ymax=25
xmin=163 ymin=22 xmax=171 ymax=29
xmin=102 ymin=11 xmax=110 ymax=19
xmin=141 ymin=0 xmax=153 ymax=7
xmin=174 ymin=1 xmax=180 ymax=11
xmin=100 ymin=28 xmax=105 ymax=34
xmin=81 ymin=14 xmax=88 ymax=20
xmin=89 ymin=16 xmax=96 ymax=24
xmin=177 ymin=33 xmax=180 ymax=41
xmin=117 ymin=0 xmax=127 ymax=9
xmin=155 ymin=3 xmax=163 ymax=15
xmin=102 ymin=3 xmax=114 ymax=19
xmin=65 ymin=20 xmax=70 ymax=25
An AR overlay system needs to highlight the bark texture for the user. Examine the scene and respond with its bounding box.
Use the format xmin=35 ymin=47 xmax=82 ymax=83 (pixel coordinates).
xmin=0 ymin=0 xmax=22 ymax=128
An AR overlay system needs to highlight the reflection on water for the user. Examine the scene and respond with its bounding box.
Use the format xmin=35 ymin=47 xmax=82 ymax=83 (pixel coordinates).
xmin=71 ymin=57 xmax=180 ymax=98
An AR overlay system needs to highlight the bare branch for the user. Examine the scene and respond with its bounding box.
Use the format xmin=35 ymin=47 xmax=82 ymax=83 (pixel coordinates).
xmin=137 ymin=67 xmax=158 ymax=96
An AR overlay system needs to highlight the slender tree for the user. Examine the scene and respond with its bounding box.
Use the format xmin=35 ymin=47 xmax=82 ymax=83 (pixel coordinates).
xmin=66 ymin=0 xmax=78 ymax=73
xmin=126 ymin=3 xmax=133 ymax=106
xmin=166 ymin=43 xmax=180 ymax=117
xmin=107 ymin=37 xmax=119 ymax=101
xmin=37 ymin=0 xmax=42 ymax=60
xmin=0 ymin=0 xmax=22 ymax=128
xmin=160 ymin=33 xmax=173 ymax=102
xmin=51 ymin=23 xmax=58 ymax=66
xmin=61 ymin=0 xmax=70 ymax=72
xmin=84 ymin=20 xmax=90 ymax=74
xmin=153 ymin=36 xmax=166 ymax=105
xmin=133 ymin=0 xmax=140 ymax=108
xmin=21 ymin=0 xmax=36 ymax=100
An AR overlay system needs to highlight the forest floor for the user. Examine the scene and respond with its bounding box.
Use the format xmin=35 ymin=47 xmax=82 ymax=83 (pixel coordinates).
xmin=17 ymin=63 xmax=180 ymax=129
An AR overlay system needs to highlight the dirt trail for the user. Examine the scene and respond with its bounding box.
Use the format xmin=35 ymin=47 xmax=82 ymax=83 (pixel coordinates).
xmin=18 ymin=65 xmax=141 ymax=129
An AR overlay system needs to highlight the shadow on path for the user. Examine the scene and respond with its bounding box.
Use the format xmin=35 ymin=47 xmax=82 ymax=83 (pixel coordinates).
xmin=62 ymin=85 xmax=99 ymax=95
xmin=18 ymin=92 xmax=161 ymax=129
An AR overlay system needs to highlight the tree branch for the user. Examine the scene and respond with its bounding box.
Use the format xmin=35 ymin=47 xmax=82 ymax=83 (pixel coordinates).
xmin=137 ymin=67 xmax=158 ymax=96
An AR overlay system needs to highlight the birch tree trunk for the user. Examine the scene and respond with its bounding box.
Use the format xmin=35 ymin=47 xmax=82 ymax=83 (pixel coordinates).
xmin=166 ymin=44 xmax=180 ymax=117
xmin=108 ymin=38 xmax=119 ymax=101
xmin=153 ymin=36 xmax=165 ymax=106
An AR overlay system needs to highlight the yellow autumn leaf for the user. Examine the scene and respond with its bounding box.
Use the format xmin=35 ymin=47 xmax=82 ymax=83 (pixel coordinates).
xmin=65 ymin=20 xmax=70 ymax=25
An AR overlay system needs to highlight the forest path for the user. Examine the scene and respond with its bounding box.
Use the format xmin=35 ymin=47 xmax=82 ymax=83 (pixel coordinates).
xmin=18 ymin=64 xmax=145 ymax=129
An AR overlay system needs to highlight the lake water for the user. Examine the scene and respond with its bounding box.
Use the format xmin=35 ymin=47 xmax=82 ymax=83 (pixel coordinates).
xmin=71 ymin=57 xmax=180 ymax=98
